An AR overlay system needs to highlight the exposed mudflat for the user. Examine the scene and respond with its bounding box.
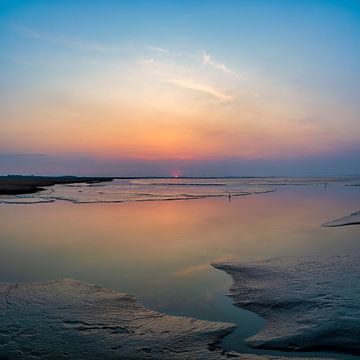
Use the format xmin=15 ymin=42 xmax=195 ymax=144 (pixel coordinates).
xmin=0 ymin=178 xmax=274 ymax=204
xmin=2 ymin=175 xmax=360 ymax=204
xmin=323 ymin=211 xmax=360 ymax=227
xmin=0 ymin=279 xmax=331 ymax=359
xmin=214 ymin=256 xmax=360 ymax=356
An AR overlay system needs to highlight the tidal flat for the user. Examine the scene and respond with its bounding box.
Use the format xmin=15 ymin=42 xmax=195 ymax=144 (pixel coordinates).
xmin=0 ymin=177 xmax=359 ymax=359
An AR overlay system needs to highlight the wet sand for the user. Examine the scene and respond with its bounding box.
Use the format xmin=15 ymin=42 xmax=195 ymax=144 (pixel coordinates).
xmin=0 ymin=278 xmax=332 ymax=360
xmin=323 ymin=210 xmax=360 ymax=227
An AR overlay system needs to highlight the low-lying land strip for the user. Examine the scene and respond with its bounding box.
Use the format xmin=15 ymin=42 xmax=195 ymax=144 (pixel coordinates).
xmin=0 ymin=175 xmax=113 ymax=195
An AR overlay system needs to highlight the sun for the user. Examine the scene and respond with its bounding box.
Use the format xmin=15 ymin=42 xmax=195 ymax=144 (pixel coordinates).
xmin=171 ymin=170 xmax=182 ymax=178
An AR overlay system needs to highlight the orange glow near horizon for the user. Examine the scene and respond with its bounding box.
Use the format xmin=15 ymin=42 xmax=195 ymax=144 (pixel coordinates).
xmin=2 ymin=98 xmax=352 ymax=162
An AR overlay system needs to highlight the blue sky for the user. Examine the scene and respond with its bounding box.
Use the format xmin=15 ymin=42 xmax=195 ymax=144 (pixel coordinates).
xmin=1 ymin=0 xmax=360 ymax=176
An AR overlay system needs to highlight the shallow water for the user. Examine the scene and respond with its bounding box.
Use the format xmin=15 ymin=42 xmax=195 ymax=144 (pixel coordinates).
xmin=0 ymin=178 xmax=360 ymax=358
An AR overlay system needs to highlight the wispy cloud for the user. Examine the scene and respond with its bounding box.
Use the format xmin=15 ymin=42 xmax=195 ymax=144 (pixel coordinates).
xmin=202 ymin=50 xmax=240 ymax=78
xmin=145 ymin=45 xmax=168 ymax=53
xmin=131 ymin=41 xmax=168 ymax=54
xmin=138 ymin=57 xmax=234 ymax=102
xmin=164 ymin=78 xmax=234 ymax=102
xmin=15 ymin=28 xmax=168 ymax=55
xmin=14 ymin=26 xmax=113 ymax=52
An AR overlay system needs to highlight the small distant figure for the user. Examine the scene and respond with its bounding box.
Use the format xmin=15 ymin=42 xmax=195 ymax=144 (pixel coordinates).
xmin=228 ymin=192 xmax=232 ymax=201
xmin=324 ymin=183 xmax=328 ymax=191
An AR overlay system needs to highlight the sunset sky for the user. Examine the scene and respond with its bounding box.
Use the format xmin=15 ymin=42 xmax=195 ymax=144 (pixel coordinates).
xmin=1 ymin=0 xmax=360 ymax=176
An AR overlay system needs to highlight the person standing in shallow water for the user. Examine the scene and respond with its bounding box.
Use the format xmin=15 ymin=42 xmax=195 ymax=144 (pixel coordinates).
xmin=228 ymin=192 xmax=232 ymax=201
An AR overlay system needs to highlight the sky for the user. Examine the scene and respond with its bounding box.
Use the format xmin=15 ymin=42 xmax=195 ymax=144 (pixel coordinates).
xmin=1 ymin=0 xmax=360 ymax=176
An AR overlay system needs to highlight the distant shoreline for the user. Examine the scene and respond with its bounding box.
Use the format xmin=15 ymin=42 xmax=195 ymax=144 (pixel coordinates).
xmin=0 ymin=176 xmax=114 ymax=195
xmin=1 ymin=174 xmax=359 ymax=196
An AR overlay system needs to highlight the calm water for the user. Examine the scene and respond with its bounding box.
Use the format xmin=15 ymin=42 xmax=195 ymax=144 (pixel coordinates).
xmin=0 ymin=179 xmax=359 ymax=358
